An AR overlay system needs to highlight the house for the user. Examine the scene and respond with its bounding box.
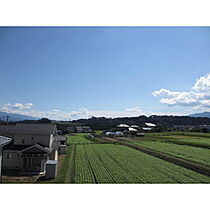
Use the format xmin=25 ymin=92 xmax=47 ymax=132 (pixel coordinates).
xmin=66 ymin=126 xmax=75 ymax=133
xmin=142 ymin=122 xmax=156 ymax=132
xmin=82 ymin=126 xmax=92 ymax=133
xmin=53 ymin=135 xmax=67 ymax=154
xmin=173 ymin=124 xmax=210 ymax=132
xmin=130 ymin=125 xmax=140 ymax=129
xmin=76 ymin=126 xmax=83 ymax=133
xmin=145 ymin=123 xmax=156 ymax=127
xmin=142 ymin=127 xmax=152 ymax=132
xmin=0 ymin=124 xmax=63 ymax=178
xmin=0 ymin=136 xmax=11 ymax=181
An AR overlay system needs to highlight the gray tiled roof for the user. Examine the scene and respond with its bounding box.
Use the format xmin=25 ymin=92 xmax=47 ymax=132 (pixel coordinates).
xmin=20 ymin=144 xmax=52 ymax=153
xmin=0 ymin=135 xmax=11 ymax=147
xmin=0 ymin=124 xmax=57 ymax=135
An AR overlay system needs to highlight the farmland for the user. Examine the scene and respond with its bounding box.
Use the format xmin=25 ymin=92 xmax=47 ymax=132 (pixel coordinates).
xmin=66 ymin=133 xmax=93 ymax=144
xmin=74 ymin=144 xmax=210 ymax=183
xmin=158 ymin=136 xmax=210 ymax=148
xmin=51 ymin=132 xmax=210 ymax=184
xmin=146 ymin=132 xmax=210 ymax=138
xmin=127 ymin=132 xmax=210 ymax=148
xmin=127 ymin=141 xmax=210 ymax=168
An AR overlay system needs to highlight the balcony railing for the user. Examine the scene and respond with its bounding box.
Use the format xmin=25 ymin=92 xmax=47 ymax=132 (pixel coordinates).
xmin=19 ymin=153 xmax=47 ymax=158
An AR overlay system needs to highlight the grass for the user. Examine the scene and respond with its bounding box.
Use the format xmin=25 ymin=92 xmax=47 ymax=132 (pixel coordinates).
xmin=39 ymin=145 xmax=73 ymax=183
xmin=146 ymin=132 xmax=210 ymax=138
xmin=66 ymin=133 xmax=93 ymax=144
xmin=74 ymin=144 xmax=210 ymax=184
xmin=65 ymin=144 xmax=76 ymax=183
xmin=94 ymin=130 xmax=104 ymax=135
xmin=127 ymin=140 xmax=210 ymax=168
xmin=129 ymin=132 xmax=210 ymax=148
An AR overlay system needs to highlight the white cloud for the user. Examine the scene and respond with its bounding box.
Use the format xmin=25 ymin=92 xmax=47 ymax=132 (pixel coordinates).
xmin=192 ymin=72 xmax=210 ymax=92
xmin=1 ymin=103 xmax=33 ymax=111
xmin=11 ymin=103 xmax=33 ymax=110
xmin=153 ymin=72 xmax=210 ymax=110
xmin=0 ymin=103 xmax=156 ymax=120
xmin=68 ymin=107 xmax=150 ymax=120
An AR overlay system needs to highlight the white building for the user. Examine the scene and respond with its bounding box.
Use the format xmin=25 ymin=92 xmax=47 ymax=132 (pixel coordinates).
xmin=0 ymin=124 xmax=65 ymax=178
xmin=142 ymin=122 xmax=156 ymax=132
xmin=0 ymin=136 xmax=11 ymax=181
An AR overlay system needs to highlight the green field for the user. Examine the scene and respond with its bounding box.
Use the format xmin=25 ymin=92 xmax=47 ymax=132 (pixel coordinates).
xmin=127 ymin=140 xmax=210 ymax=168
xmin=46 ymin=132 xmax=210 ymax=184
xmin=146 ymin=132 xmax=210 ymax=138
xmin=66 ymin=133 xmax=93 ymax=144
xmin=74 ymin=144 xmax=210 ymax=183
xmin=158 ymin=136 xmax=210 ymax=148
xmin=130 ymin=132 xmax=210 ymax=148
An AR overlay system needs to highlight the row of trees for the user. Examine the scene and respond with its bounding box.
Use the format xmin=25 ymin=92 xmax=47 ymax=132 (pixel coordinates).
xmin=3 ymin=115 xmax=210 ymax=132
xmin=72 ymin=115 xmax=210 ymax=130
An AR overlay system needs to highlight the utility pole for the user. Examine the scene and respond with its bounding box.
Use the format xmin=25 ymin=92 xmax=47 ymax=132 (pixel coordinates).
xmin=6 ymin=115 xmax=9 ymax=125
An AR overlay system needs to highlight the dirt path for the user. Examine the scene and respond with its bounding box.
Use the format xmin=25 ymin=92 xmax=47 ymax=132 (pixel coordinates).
xmin=100 ymin=137 xmax=210 ymax=178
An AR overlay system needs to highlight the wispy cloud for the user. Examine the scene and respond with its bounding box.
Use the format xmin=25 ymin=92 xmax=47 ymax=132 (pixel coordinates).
xmin=153 ymin=72 xmax=210 ymax=111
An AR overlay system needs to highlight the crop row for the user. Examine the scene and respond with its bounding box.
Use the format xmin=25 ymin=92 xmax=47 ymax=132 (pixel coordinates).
xmin=128 ymin=140 xmax=210 ymax=168
xmin=160 ymin=136 xmax=210 ymax=148
xmin=74 ymin=144 xmax=210 ymax=183
xmin=134 ymin=134 xmax=210 ymax=148
xmin=146 ymin=132 xmax=210 ymax=138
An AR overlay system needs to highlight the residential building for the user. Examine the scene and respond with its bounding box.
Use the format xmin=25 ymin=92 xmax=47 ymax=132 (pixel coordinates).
xmin=173 ymin=124 xmax=210 ymax=132
xmin=82 ymin=126 xmax=92 ymax=133
xmin=53 ymin=135 xmax=67 ymax=154
xmin=66 ymin=126 xmax=75 ymax=133
xmin=142 ymin=122 xmax=156 ymax=132
xmin=0 ymin=124 xmax=63 ymax=178
xmin=0 ymin=136 xmax=11 ymax=181
xmin=76 ymin=126 xmax=83 ymax=133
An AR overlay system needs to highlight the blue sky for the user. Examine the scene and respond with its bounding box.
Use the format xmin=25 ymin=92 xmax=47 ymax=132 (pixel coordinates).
xmin=0 ymin=27 xmax=210 ymax=120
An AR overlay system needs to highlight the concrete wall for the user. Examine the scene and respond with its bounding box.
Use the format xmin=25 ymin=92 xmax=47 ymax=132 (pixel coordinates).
xmin=14 ymin=134 xmax=51 ymax=147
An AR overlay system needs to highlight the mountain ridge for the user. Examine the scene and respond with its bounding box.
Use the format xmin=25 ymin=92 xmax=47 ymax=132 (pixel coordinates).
xmin=0 ymin=111 xmax=38 ymax=122
xmin=189 ymin=112 xmax=210 ymax=118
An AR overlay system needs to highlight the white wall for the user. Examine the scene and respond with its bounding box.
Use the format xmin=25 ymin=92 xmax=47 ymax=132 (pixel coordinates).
xmin=14 ymin=134 xmax=51 ymax=147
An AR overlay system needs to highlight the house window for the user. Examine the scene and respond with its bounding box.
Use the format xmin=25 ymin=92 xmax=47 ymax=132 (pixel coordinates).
xmin=7 ymin=154 xmax=11 ymax=159
xmin=22 ymin=139 xmax=25 ymax=144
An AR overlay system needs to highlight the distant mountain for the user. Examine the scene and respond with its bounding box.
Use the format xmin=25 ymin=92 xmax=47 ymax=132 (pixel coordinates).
xmin=0 ymin=111 xmax=38 ymax=122
xmin=189 ymin=112 xmax=210 ymax=118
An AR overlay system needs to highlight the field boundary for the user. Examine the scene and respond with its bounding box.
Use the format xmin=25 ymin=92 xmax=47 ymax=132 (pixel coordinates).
xmin=100 ymin=137 xmax=210 ymax=178
xmin=65 ymin=144 xmax=76 ymax=183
